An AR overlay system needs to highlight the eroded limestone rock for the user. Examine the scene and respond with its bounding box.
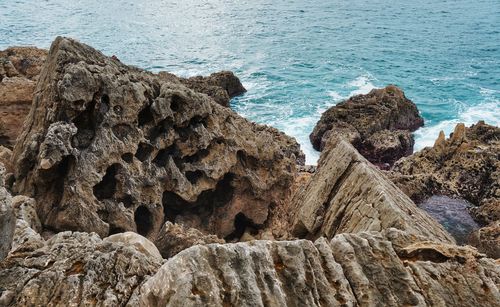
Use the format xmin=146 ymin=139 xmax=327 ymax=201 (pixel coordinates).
xmin=0 ymin=231 xmax=162 ymax=306
xmin=104 ymin=231 xmax=163 ymax=261
xmin=11 ymin=37 xmax=303 ymax=241
xmin=289 ymin=137 xmax=454 ymax=244
xmin=159 ymin=71 xmax=247 ymax=107
xmin=310 ymin=85 xmax=424 ymax=168
xmin=130 ymin=229 xmax=499 ymax=307
xmin=154 ymin=221 xmax=225 ymax=258
xmin=390 ymin=121 xmax=500 ymax=224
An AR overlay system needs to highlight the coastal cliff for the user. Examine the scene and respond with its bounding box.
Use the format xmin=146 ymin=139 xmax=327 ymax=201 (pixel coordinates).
xmin=0 ymin=38 xmax=498 ymax=306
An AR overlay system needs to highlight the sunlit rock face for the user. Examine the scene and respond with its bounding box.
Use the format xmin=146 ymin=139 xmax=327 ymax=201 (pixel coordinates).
xmin=11 ymin=37 xmax=303 ymax=240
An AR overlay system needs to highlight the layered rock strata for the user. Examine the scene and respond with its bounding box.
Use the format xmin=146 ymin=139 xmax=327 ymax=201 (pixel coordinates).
xmin=131 ymin=229 xmax=500 ymax=307
xmin=310 ymin=85 xmax=424 ymax=168
xmin=289 ymin=137 xmax=454 ymax=244
xmin=11 ymin=37 xmax=303 ymax=241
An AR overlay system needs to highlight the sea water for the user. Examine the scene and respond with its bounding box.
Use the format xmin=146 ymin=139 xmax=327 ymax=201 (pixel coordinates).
xmin=1 ymin=0 xmax=498 ymax=164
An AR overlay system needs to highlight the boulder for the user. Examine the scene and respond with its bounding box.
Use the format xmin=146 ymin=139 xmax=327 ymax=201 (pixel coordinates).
xmin=154 ymin=221 xmax=225 ymax=258
xmin=310 ymin=85 xmax=424 ymax=168
xmin=104 ymin=231 xmax=163 ymax=261
xmin=11 ymin=37 xmax=303 ymax=240
xmin=130 ymin=229 xmax=500 ymax=307
xmin=0 ymin=47 xmax=48 ymax=148
xmin=0 ymin=231 xmax=162 ymax=306
xmin=0 ymin=163 xmax=15 ymax=260
xmin=175 ymin=71 xmax=246 ymax=107
xmin=289 ymin=136 xmax=454 ymax=244
xmin=390 ymin=121 xmax=500 ymax=224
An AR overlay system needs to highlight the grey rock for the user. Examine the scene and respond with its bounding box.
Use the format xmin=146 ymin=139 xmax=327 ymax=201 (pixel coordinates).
xmin=131 ymin=229 xmax=500 ymax=307
xmin=154 ymin=221 xmax=225 ymax=258
xmin=290 ymin=137 xmax=455 ymax=244
xmin=0 ymin=231 xmax=162 ymax=306
xmin=11 ymin=37 xmax=303 ymax=240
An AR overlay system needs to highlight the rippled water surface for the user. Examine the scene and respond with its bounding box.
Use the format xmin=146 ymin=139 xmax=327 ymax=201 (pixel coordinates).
xmin=1 ymin=0 xmax=499 ymax=163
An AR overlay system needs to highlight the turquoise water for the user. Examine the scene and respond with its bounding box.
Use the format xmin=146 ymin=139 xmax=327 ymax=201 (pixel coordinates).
xmin=1 ymin=0 xmax=499 ymax=164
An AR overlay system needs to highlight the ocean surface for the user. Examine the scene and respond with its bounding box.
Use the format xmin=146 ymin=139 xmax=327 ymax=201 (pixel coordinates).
xmin=1 ymin=0 xmax=499 ymax=164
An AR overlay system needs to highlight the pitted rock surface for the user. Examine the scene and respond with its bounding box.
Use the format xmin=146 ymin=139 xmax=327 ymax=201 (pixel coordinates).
xmin=130 ymin=229 xmax=499 ymax=307
xmin=11 ymin=37 xmax=303 ymax=240
xmin=390 ymin=121 xmax=500 ymax=224
xmin=310 ymin=85 xmax=423 ymax=167
xmin=0 ymin=231 xmax=162 ymax=306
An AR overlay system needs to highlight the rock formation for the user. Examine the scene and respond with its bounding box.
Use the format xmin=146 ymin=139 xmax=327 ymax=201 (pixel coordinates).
xmin=0 ymin=38 xmax=499 ymax=306
xmin=0 ymin=231 xmax=162 ymax=306
xmin=0 ymin=163 xmax=15 ymax=260
xmin=0 ymin=47 xmax=47 ymax=148
xmin=154 ymin=221 xmax=225 ymax=258
xmin=11 ymin=37 xmax=303 ymax=241
xmin=131 ymin=229 xmax=500 ymax=307
xmin=289 ymin=136 xmax=454 ymax=244
xmin=310 ymin=85 xmax=424 ymax=168
xmin=159 ymin=71 xmax=247 ymax=107
xmin=389 ymin=121 xmax=499 ymax=257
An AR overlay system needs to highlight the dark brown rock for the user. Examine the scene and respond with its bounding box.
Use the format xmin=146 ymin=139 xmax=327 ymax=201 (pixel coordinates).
xmin=310 ymin=85 xmax=424 ymax=167
xmin=11 ymin=37 xmax=303 ymax=241
xmin=158 ymin=70 xmax=246 ymax=107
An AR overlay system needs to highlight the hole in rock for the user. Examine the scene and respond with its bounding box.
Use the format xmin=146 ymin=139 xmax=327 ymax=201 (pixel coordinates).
xmin=135 ymin=142 xmax=154 ymax=162
xmin=100 ymin=94 xmax=110 ymax=109
xmin=184 ymin=149 xmax=209 ymax=164
xmin=153 ymin=145 xmax=180 ymax=168
xmin=138 ymin=106 xmax=154 ymax=127
xmin=97 ymin=94 xmax=110 ymax=117
xmin=93 ymin=164 xmax=121 ymax=200
xmin=135 ymin=205 xmax=153 ymax=236
xmin=109 ymin=226 xmax=126 ymax=235
xmin=117 ymin=195 xmax=134 ymax=208
xmin=148 ymin=118 xmax=173 ymax=141
xmin=162 ymin=173 xmax=235 ymax=221
xmin=72 ymin=100 xmax=97 ymax=149
xmin=225 ymin=213 xmax=258 ymax=241
xmin=170 ymin=94 xmax=182 ymax=112
xmin=185 ymin=170 xmax=204 ymax=184
xmin=49 ymin=155 xmax=76 ymax=207
xmin=121 ymin=153 xmax=134 ymax=163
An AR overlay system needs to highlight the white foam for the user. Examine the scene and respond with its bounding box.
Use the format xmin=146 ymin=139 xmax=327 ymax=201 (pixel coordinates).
xmin=347 ymin=75 xmax=377 ymax=96
xmin=414 ymin=100 xmax=500 ymax=150
xmin=328 ymin=90 xmax=345 ymax=102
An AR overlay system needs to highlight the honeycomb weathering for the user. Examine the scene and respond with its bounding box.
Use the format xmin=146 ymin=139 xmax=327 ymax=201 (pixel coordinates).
xmin=12 ymin=37 xmax=304 ymax=239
